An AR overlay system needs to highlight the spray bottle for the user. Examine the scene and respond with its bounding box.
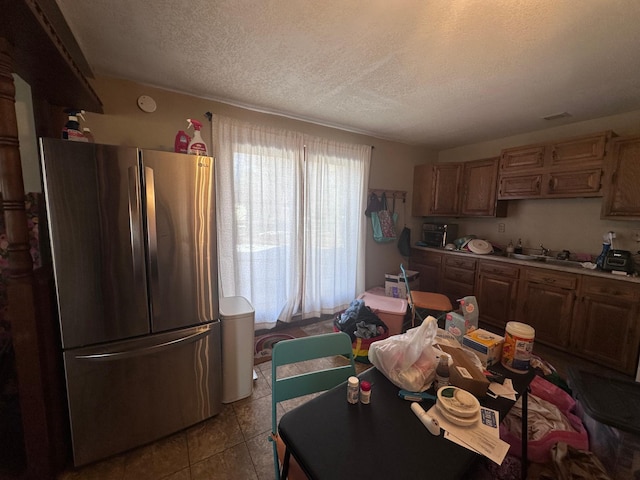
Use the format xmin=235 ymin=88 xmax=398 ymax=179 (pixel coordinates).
xmin=62 ymin=109 xmax=88 ymax=142
xmin=187 ymin=119 xmax=207 ymax=155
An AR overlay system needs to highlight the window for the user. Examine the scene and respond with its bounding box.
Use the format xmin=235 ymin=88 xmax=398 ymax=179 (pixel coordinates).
xmin=214 ymin=116 xmax=370 ymax=328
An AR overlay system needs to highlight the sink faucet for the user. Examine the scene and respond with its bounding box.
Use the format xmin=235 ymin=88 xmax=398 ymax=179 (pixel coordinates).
xmin=540 ymin=244 xmax=550 ymax=256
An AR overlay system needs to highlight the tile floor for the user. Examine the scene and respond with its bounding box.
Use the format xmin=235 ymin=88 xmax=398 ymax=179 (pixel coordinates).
xmin=55 ymin=318 xmax=633 ymax=480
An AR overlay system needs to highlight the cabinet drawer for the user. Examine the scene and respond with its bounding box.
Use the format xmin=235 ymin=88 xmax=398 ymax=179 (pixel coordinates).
xmin=581 ymin=276 xmax=639 ymax=302
xmin=410 ymin=249 xmax=442 ymax=267
xmin=444 ymin=256 xmax=476 ymax=270
xmin=525 ymin=268 xmax=578 ymax=290
xmin=443 ymin=266 xmax=476 ymax=285
xmin=478 ymin=261 xmax=519 ymax=278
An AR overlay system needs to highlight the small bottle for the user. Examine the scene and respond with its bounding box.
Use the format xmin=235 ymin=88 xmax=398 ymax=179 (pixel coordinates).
xmin=506 ymin=240 xmax=514 ymax=254
xmin=360 ymin=381 xmax=371 ymax=404
xmin=347 ymin=376 xmax=359 ymax=404
xmin=82 ymin=128 xmax=95 ymax=143
xmin=514 ymin=238 xmax=523 ymax=254
xmin=434 ymin=354 xmax=450 ymax=391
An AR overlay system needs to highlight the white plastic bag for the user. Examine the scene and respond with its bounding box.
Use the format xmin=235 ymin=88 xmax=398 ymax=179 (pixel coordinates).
xmin=368 ymin=316 xmax=438 ymax=392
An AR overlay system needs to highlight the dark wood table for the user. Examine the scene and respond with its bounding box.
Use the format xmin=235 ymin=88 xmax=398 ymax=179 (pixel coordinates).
xmin=279 ymin=364 xmax=535 ymax=480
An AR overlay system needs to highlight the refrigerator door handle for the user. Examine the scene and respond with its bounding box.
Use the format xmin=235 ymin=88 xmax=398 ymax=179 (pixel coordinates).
xmin=74 ymin=329 xmax=210 ymax=361
xmin=145 ymin=166 xmax=161 ymax=316
xmin=128 ymin=165 xmax=146 ymax=293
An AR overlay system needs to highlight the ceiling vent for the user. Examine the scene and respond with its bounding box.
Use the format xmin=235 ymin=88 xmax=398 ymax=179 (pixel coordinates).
xmin=542 ymin=111 xmax=572 ymax=121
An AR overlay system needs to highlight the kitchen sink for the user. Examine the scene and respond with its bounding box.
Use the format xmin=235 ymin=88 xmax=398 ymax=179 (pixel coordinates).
xmin=494 ymin=252 xmax=586 ymax=268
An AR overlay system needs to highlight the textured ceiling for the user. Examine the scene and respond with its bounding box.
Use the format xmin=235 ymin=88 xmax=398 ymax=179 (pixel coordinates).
xmin=56 ymin=0 xmax=640 ymax=149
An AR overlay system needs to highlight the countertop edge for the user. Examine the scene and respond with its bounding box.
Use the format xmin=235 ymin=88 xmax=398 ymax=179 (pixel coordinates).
xmin=411 ymin=246 xmax=640 ymax=284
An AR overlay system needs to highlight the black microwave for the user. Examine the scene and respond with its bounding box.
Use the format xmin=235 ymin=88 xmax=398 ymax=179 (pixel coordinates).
xmin=422 ymin=223 xmax=458 ymax=248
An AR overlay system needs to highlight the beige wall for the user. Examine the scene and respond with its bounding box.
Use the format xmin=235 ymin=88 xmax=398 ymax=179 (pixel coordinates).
xmin=431 ymin=111 xmax=640 ymax=257
xmin=83 ymin=76 xmax=435 ymax=290
xmin=20 ymin=74 xmax=639 ymax=288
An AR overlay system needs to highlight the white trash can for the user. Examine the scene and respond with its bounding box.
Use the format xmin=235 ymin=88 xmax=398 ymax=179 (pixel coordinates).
xmin=220 ymin=296 xmax=255 ymax=403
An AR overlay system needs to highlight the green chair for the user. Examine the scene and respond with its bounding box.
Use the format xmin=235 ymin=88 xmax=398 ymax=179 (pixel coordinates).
xmin=270 ymin=332 xmax=356 ymax=480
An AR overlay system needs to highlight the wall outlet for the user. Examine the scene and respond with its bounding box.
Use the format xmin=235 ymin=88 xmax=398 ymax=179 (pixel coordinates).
xmin=498 ymin=223 xmax=505 ymax=233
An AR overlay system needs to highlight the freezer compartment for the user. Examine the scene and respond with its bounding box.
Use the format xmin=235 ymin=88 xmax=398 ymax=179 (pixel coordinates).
xmin=64 ymin=322 xmax=222 ymax=466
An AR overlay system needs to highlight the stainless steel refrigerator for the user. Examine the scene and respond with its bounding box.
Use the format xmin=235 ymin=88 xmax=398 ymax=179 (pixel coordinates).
xmin=39 ymin=138 xmax=221 ymax=466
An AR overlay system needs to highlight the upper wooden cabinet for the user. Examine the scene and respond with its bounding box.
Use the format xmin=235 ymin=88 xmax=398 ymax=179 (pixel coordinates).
xmin=601 ymin=135 xmax=640 ymax=220
xmin=413 ymin=157 xmax=506 ymax=217
xmin=461 ymin=157 xmax=507 ymax=216
xmin=498 ymin=131 xmax=615 ymax=200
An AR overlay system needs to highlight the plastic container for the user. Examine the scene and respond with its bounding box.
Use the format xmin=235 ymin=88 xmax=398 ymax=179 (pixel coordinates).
xmin=347 ymin=376 xmax=359 ymax=404
xmin=187 ymin=118 xmax=208 ymax=155
xmin=174 ymin=130 xmax=190 ymax=153
xmin=62 ymin=108 xmax=88 ymax=142
xmin=501 ymin=321 xmax=535 ymax=372
xmin=360 ymin=381 xmax=371 ymax=404
xmin=82 ymin=128 xmax=95 ymax=143
xmin=357 ymin=291 xmax=407 ymax=335
xmin=434 ymin=353 xmax=450 ymax=390
xmin=220 ymin=296 xmax=255 ymax=403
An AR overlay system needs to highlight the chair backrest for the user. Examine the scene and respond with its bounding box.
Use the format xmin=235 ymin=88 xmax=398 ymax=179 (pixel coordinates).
xmin=401 ymin=263 xmax=423 ymax=325
xmin=271 ymin=332 xmax=356 ymax=408
xmin=270 ymin=331 xmax=356 ymax=479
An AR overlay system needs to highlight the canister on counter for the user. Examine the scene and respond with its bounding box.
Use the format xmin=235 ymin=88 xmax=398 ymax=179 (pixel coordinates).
xmin=501 ymin=321 xmax=535 ymax=372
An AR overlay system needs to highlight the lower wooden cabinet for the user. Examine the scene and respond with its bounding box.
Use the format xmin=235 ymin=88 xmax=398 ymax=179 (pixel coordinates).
xmin=410 ymin=250 xmax=640 ymax=375
xmin=409 ymin=249 xmax=442 ymax=293
xmin=475 ymin=261 xmax=519 ymax=330
xmin=572 ymin=276 xmax=640 ymax=375
xmin=440 ymin=256 xmax=476 ymax=306
xmin=515 ymin=267 xmax=577 ymax=349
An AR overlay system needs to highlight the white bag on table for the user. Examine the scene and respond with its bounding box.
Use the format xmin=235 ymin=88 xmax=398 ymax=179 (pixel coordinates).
xmin=368 ymin=316 xmax=438 ymax=392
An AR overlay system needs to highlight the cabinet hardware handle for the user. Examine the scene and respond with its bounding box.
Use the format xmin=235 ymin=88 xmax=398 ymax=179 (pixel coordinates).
xmin=543 ymin=277 xmax=555 ymax=283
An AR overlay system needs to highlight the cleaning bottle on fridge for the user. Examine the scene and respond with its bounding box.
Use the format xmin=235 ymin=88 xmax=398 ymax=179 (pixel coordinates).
xmin=186 ymin=119 xmax=208 ymax=155
xmin=62 ymin=109 xmax=88 ymax=142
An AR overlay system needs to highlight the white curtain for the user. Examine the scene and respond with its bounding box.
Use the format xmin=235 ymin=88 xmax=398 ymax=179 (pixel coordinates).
xmin=302 ymin=136 xmax=370 ymax=319
xmin=214 ymin=115 xmax=370 ymax=329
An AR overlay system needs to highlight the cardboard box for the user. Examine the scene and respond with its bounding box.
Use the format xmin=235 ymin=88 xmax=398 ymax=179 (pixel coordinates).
xmin=384 ymin=269 xmax=420 ymax=298
xmin=462 ymin=329 xmax=504 ymax=367
xmin=438 ymin=344 xmax=489 ymax=398
xmin=444 ymin=311 xmax=466 ymax=345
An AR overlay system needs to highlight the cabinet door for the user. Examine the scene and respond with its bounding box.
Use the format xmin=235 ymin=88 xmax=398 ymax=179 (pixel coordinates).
xmin=601 ymin=135 xmax=640 ymax=219
xmin=573 ymin=277 xmax=640 ymax=375
xmin=430 ymin=163 xmax=462 ymax=216
xmin=498 ymin=173 xmax=542 ymax=199
xmin=441 ymin=256 xmax=476 ymax=305
xmin=546 ymin=168 xmax=603 ymax=197
xmin=461 ymin=157 xmax=503 ymax=216
xmin=500 ymin=145 xmax=545 ymax=172
xmin=549 ymin=131 xmax=610 ymax=170
xmin=412 ymin=164 xmax=433 ymax=216
xmin=515 ymin=268 xmax=577 ymax=349
xmin=409 ymin=249 xmax=442 ymax=293
xmin=475 ymin=261 xmax=519 ymax=329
